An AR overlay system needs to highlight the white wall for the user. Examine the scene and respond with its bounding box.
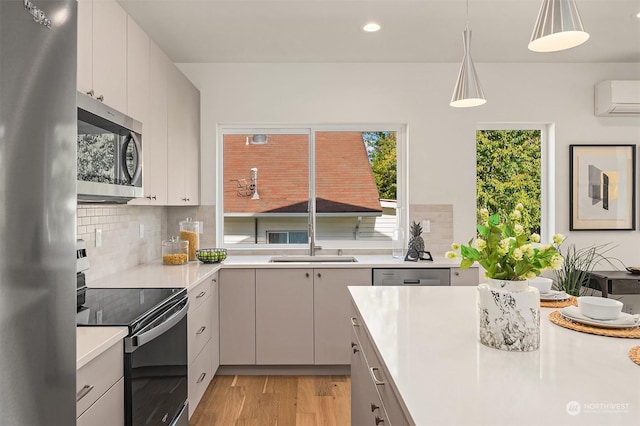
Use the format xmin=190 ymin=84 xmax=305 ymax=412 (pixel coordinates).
xmin=178 ymin=62 xmax=640 ymax=266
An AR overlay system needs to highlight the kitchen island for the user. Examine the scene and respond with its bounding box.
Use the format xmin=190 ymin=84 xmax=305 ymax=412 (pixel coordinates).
xmin=349 ymin=286 xmax=640 ymax=426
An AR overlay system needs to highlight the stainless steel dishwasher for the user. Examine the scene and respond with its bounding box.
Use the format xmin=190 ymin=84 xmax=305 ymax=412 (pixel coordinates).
xmin=373 ymin=268 xmax=451 ymax=286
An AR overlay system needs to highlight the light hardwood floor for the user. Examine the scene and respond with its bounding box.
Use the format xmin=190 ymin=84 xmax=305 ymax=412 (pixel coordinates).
xmin=190 ymin=375 xmax=351 ymax=426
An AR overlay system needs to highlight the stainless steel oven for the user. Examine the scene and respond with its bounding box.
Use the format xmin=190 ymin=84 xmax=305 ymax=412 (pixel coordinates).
xmin=77 ymin=285 xmax=189 ymax=426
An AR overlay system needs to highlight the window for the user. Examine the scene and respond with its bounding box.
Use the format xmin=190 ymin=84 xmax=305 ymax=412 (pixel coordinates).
xmin=267 ymin=231 xmax=309 ymax=244
xmin=476 ymin=124 xmax=554 ymax=241
xmin=218 ymin=125 xmax=406 ymax=248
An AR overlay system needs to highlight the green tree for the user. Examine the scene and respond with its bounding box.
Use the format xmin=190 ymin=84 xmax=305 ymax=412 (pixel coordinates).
xmin=476 ymin=130 xmax=541 ymax=234
xmin=363 ymin=132 xmax=397 ymax=200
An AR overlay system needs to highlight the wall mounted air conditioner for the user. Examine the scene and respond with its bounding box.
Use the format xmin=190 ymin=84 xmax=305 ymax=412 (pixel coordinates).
xmin=595 ymin=80 xmax=640 ymax=116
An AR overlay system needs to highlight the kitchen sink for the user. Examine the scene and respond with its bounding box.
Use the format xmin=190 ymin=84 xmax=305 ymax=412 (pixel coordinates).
xmin=269 ymin=255 xmax=358 ymax=263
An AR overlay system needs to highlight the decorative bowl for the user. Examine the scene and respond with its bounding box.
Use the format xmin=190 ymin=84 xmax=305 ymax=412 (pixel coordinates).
xmin=625 ymin=266 xmax=640 ymax=275
xmin=528 ymin=277 xmax=553 ymax=294
xmin=577 ymin=296 xmax=623 ymax=320
xmin=195 ymin=248 xmax=228 ymax=263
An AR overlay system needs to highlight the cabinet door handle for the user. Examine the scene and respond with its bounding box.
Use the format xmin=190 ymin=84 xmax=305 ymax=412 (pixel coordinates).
xmin=375 ymin=416 xmax=384 ymax=425
xmin=369 ymin=367 xmax=385 ymax=386
xmin=305 ymin=272 xmax=309 ymax=278
xmin=197 ymin=372 xmax=206 ymax=384
xmin=212 ymin=278 xmax=217 ymax=283
xmin=182 ymin=197 xmax=190 ymax=202
xmin=196 ymin=326 xmax=206 ymax=335
xmin=352 ymin=346 xmax=359 ymax=354
xmin=370 ymin=403 xmax=380 ymax=412
xmin=350 ymin=317 xmax=359 ymax=327
xmin=96 ymin=94 xmax=104 ymax=102
xmin=196 ymin=291 xmax=206 ymax=298
xmin=76 ymin=384 xmax=94 ymax=402
xmin=146 ymin=195 xmax=157 ymax=200
xmin=317 ymin=272 xmax=321 ymax=278
xmin=86 ymin=89 xmax=94 ymax=97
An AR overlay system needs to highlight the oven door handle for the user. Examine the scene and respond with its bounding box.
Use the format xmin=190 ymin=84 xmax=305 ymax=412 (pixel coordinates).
xmin=125 ymin=299 xmax=189 ymax=353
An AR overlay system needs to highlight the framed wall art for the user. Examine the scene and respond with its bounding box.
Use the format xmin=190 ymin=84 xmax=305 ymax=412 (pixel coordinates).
xmin=570 ymin=144 xmax=636 ymax=231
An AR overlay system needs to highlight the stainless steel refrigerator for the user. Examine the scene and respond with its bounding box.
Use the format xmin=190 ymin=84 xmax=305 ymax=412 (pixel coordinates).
xmin=0 ymin=1 xmax=77 ymax=424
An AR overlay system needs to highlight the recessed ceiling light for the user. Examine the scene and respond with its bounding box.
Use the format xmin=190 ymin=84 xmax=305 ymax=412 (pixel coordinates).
xmin=636 ymin=11 xmax=640 ymax=18
xmin=362 ymin=22 xmax=381 ymax=32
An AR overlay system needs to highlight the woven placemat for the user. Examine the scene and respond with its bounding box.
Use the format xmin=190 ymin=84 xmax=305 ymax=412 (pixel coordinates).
xmin=629 ymin=346 xmax=640 ymax=366
xmin=541 ymin=296 xmax=577 ymax=308
xmin=548 ymin=311 xmax=640 ymax=338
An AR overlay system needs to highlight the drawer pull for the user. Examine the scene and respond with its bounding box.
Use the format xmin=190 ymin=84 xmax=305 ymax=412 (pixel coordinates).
xmin=76 ymin=384 xmax=94 ymax=402
xmin=353 ymin=346 xmax=359 ymax=354
xmin=369 ymin=367 xmax=385 ymax=386
xmin=196 ymin=326 xmax=206 ymax=335
xmin=375 ymin=416 xmax=384 ymax=425
xmin=197 ymin=372 xmax=206 ymax=384
xmin=196 ymin=291 xmax=206 ymax=299
xmin=350 ymin=317 xmax=359 ymax=327
xmin=371 ymin=403 xmax=380 ymax=412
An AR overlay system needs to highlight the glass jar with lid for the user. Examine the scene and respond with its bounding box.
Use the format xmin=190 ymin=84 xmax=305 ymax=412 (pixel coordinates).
xmin=162 ymin=236 xmax=189 ymax=265
xmin=179 ymin=218 xmax=201 ymax=261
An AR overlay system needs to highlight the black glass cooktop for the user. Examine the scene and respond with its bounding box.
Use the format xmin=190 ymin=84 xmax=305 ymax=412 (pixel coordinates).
xmin=77 ymin=287 xmax=186 ymax=332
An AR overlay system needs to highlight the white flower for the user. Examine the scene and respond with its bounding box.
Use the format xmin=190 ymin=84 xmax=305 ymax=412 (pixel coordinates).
xmin=498 ymin=238 xmax=511 ymax=255
xmin=515 ymin=203 xmax=524 ymax=212
xmin=451 ymin=243 xmax=461 ymax=250
xmin=552 ymin=233 xmax=565 ymax=245
xmin=510 ymin=210 xmax=522 ymax=221
xmin=514 ymin=224 xmax=524 ymax=235
xmin=513 ymin=248 xmax=524 ymax=261
xmin=550 ymin=253 xmax=564 ymax=270
xmin=445 ymin=251 xmax=459 ymax=259
xmin=521 ymin=244 xmax=534 ymax=256
xmin=530 ymin=233 xmax=541 ymax=243
xmin=474 ymin=238 xmax=487 ymax=251
xmin=479 ymin=208 xmax=489 ymax=223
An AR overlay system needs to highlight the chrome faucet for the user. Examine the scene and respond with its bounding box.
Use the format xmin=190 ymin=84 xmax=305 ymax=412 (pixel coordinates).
xmin=308 ymin=223 xmax=321 ymax=256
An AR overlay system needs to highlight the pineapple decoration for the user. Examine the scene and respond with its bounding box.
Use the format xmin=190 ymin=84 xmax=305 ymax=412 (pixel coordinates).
xmin=408 ymin=221 xmax=425 ymax=255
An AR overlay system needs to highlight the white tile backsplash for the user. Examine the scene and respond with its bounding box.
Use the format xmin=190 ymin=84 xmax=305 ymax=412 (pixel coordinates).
xmin=77 ymin=204 xmax=216 ymax=283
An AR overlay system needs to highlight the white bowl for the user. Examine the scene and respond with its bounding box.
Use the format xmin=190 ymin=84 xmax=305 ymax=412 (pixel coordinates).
xmin=529 ymin=277 xmax=552 ymax=294
xmin=577 ymin=296 xmax=623 ymax=320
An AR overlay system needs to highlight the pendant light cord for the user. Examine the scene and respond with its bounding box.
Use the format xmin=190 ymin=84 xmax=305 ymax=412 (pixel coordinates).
xmin=466 ymin=0 xmax=470 ymax=29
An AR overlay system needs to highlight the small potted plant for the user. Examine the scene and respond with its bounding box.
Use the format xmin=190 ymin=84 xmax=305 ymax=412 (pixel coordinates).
xmin=446 ymin=204 xmax=565 ymax=352
xmin=554 ymin=242 xmax=616 ymax=296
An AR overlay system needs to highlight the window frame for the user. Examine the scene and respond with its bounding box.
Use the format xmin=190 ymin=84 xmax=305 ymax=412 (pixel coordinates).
xmin=476 ymin=122 xmax=555 ymax=243
xmin=216 ymin=124 xmax=408 ymax=250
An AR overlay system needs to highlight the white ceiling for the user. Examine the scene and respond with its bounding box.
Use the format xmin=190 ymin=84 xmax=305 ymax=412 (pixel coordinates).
xmin=118 ymin=0 xmax=640 ymax=64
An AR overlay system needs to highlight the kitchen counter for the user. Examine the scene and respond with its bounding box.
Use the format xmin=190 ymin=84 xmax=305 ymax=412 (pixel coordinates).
xmin=77 ymin=326 xmax=128 ymax=369
xmin=86 ymin=255 xmax=471 ymax=288
xmin=349 ymin=286 xmax=640 ymax=426
xmin=88 ymin=261 xmax=221 ymax=289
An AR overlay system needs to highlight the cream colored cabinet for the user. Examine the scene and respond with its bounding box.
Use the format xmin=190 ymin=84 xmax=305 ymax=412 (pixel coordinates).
xmin=314 ymin=268 xmax=371 ymax=365
xmin=219 ymin=269 xmax=256 ymax=365
xmin=126 ymin=16 xmax=149 ymax=124
xmin=77 ymin=0 xmax=127 ymax=113
xmin=351 ymin=307 xmax=413 ymax=426
xmin=450 ymin=266 xmax=480 ymax=286
xmin=255 ymin=269 xmax=314 ymax=364
xmin=167 ymin=66 xmax=200 ymax=205
xmin=76 ymin=340 xmax=124 ymax=426
xmin=129 ymin=40 xmax=170 ymax=205
xmin=187 ymin=275 xmax=217 ymax=418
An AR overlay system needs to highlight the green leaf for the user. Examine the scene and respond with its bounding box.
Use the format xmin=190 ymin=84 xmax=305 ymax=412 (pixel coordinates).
xmin=460 ymin=258 xmax=474 ymax=269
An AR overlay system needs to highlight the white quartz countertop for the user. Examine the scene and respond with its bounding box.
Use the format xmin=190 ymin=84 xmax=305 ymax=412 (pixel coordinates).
xmin=88 ymin=261 xmax=221 ymax=289
xmin=86 ymin=255 xmax=467 ymax=289
xmin=349 ymin=286 xmax=640 ymax=426
xmin=77 ymin=326 xmax=127 ymax=369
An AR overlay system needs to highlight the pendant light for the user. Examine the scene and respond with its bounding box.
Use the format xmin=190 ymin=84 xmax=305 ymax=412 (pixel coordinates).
xmin=528 ymin=0 xmax=589 ymax=52
xmin=450 ymin=0 xmax=486 ymax=108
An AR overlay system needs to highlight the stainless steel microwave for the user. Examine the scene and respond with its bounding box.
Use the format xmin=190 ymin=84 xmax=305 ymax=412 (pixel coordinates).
xmin=77 ymin=92 xmax=142 ymax=203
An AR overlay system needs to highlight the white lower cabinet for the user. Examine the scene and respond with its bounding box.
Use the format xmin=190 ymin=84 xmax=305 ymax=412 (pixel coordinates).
xmin=256 ymin=269 xmax=314 ymax=364
xmin=314 ymin=268 xmax=372 ymax=364
xmin=77 ymin=377 xmax=124 ymax=426
xmin=187 ymin=274 xmax=217 ymax=418
xmin=219 ymin=269 xmax=256 ymax=365
xmin=76 ymin=340 xmax=124 ymax=425
xmin=450 ymin=266 xmax=480 ymax=286
xmin=351 ymin=306 xmax=413 ymax=426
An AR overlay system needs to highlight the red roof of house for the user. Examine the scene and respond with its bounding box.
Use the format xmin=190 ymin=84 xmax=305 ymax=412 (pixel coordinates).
xmin=223 ymin=132 xmax=382 ymax=214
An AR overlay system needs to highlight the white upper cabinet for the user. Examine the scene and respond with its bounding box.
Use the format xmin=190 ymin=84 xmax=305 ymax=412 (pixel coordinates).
xmin=77 ymin=0 xmax=128 ymax=113
xmin=167 ymin=66 xmax=200 ymax=205
xmin=126 ymin=16 xmax=149 ymax=124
